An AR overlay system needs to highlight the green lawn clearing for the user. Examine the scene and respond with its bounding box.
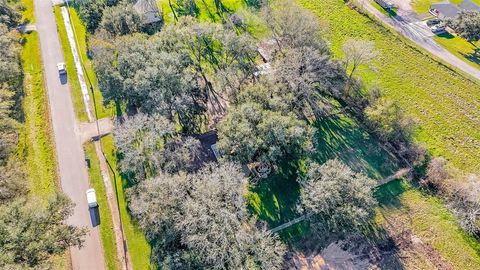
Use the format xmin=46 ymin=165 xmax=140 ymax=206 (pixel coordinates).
xmin=19 ymin=31 xmax=58 ymax=199
xmin=21 ymin=0 xmax=35 ymax=23
xmin=84 ymin=143 xmax=121 ymax=270
xmin=435 ymin=33 xmax=480 ymax=70
xmin=101 ymin=135 xmax=153 ymax=270
xmin=247 ymin=112 xmax=400 ymax=242
xmin=157 ymin=0 xmax=268 ymax=37
xmin=299 ymin=0 xmax=480 ymax=174
xmin=375 ymin=180 xmax=480 ymax=269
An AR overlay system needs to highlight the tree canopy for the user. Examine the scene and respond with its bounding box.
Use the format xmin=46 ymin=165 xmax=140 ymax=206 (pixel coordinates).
xmin=114 ymin=113 xmax=201 ymax=182
xmin=128 ymin=162 xmax=286 ymax=269
xmin=300 ymin=159 xmax=377 ymax=233
xmin=446 ymin=10 xmax=480 ymax=42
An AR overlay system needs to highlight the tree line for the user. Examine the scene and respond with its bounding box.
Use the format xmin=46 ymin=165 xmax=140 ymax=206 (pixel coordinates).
xmin=86 ymin=0 xmax=423 ymax=268
xmin=0 ymin=1 xmax=85 ymax=268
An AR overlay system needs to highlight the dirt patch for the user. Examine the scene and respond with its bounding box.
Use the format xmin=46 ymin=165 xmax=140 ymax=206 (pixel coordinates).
xmin=285 ymin=234 xmax=401 ymax=270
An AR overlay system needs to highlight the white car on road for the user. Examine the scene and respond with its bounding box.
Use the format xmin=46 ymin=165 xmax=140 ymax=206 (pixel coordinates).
xmin=86 ymin=188 xmax=98 ymax=208
xmin=57 ymin=62 xmax=66 ymax=74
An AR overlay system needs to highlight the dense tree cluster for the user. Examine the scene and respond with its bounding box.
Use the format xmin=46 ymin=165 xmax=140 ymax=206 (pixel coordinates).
xmin=114 ymin=113 xmax=201 ymax=182
xmin=0 ymin=2 xmax=86 ymax=268
xmin=446 ymin=10 xmax=480 ymax=42
xmin=128 ymin=163 xmax=286 ymax=268
xmin=92 ymin=0 xmax=424 ymax=266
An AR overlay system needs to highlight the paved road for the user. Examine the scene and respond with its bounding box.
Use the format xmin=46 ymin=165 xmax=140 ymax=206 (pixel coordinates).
xmin=34 ymin=0 xmax=106 ymax=269
xmin=362 ymin=1 xmax=480 ymax=81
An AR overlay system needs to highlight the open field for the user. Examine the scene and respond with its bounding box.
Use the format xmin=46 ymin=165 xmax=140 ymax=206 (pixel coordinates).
xmin=84 ymin=143 xmax=121 ymax=270
xmin=300 ymin=0 xmax=480 ymax=174
xmin=101 ymin=135 xmax=153 ymax=270
xmin=435 ymin=33 xmax=480 ymax=70
xmin=376 ymin=180 xmax=480 ymax=269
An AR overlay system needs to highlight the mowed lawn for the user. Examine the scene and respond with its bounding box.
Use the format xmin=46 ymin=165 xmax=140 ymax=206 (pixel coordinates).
xmin=299 ymin=0 xmax=480 ymax=174
xmin=376 ymin=180 xmax=480 ymax=269
xmin=435 ymin=33 xmax=480 ymax=70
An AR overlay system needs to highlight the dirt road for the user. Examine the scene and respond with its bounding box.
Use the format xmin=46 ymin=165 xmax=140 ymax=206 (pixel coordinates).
xmin=34 ymin=0 xmax=106 ymax=269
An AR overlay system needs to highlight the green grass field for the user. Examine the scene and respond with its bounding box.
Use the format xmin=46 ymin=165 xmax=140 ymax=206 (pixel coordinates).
xmin=300 ymin=0 xmax=480 ymax=174
xmin=376 ymin=180 xmax=480 ymax=269
xmin=296 ymin=0 xmax=480 ymax=266
xmin=65 ymin=6 xmax=113 ymax=119
xmin=19 ymin=31 xmax=58 ymax=199
xmin=84 ymin=143 xmax=121 ymax=270
xmin=21 ymin=0 xmax=35 ymax=23
xmin=435 ymin=33 xmax=480 ymax=70
xmin=101 ymin=135 xmax=153 ymax=270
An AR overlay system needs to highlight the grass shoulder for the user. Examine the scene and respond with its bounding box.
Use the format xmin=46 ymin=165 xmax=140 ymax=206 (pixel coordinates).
xmin=101 ymin=135 xmax=153 ymax=270
xmin=84 ymin=142 xmax=121 ymax=270
xmin=434 ymin=33 xmax=480 ymax=70
xmin=53 ymin=5 xmax=89 ymax=122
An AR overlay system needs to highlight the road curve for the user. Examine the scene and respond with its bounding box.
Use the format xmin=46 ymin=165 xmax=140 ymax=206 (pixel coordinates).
xmin=34 ymin=0 xmax=106 ymax=269
xmin=362 ymin=1 xmax=480 ymax=81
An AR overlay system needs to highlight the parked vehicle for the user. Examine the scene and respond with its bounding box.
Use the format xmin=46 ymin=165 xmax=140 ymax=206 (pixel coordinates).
xmin=86 ymin=188 xmax=98 ymax=208
xmin=375 ymin=0 xmax=394 ymax=9
xmin=426 ymin=18 xmax=441 ymax=27
xmin=431 ymin=24 xmax=446 ymax=33
xmin=57 ymin=62 xmax=66 ymax=75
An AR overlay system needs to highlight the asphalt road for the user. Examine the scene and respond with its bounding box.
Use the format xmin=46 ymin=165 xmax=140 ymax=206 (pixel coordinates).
xmin=34 ymin=0 xmax=106 ymax=269
xmin=362 ymin=1 xmax=480 ymax=81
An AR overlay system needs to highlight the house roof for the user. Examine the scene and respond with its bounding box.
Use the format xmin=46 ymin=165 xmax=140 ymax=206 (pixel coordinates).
xmin=133 ymin=0 xmax=162 ymax=24
xmin=191 ymin=130 xmax=219 ymax=169
xmin=458 ymin=0 xmax=480 ymax=11
xmin=431 ymin=1 xmax=460 ymax=18
xmin=257 ymin=39 xmax=277 ymax=63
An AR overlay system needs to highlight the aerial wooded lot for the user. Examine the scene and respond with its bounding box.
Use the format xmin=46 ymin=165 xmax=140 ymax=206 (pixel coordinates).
xmin=2 ymin=0 xmax=480 ymax=269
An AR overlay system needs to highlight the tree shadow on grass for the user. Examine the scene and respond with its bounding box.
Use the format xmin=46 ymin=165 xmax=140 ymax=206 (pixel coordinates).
xmin=313 ymin=115 xmax=399 ymax=181
xmin=436 ymin=32 xmax=455 ymax=39
xmin=246 ymin=160 xmax=306 ymax=243
xmin=461 ymin=51 xmax=480 ymax=66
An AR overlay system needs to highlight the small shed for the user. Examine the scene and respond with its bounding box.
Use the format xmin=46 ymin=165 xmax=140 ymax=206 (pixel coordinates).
xmin=192 ymin=130 xmax=219 ymax=169
xmin=133 ymin=0 xmax=162 ymax=24
xmin=257 ymin=39 xmax=277 ymax=63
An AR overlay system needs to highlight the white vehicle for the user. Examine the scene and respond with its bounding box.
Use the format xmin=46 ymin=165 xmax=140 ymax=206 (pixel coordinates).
xmin=431 ymin=25 xmax=446 ymax=33
xmin=57 ymin=62 xmax=66 ymax=74
xmin=86 ymin=188 xmax=98 ymax=208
